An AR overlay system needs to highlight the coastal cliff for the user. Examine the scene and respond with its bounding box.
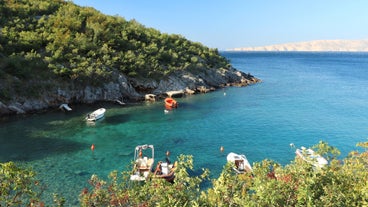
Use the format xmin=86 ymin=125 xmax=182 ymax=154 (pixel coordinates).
xmin=0 ymin=65 xmax=259 ymax=115
xmin=0 ymin=0 xmax=259 ymax=115
xmin=0 ymin=64 xmax=260 ymax=115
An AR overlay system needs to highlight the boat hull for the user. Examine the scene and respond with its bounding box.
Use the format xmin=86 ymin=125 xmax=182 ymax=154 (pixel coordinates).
xmin=86 ymin=108 xmax=106 ymax=121
xmin=227 ymin=152 xmax=252 ymax=174
xmin=153 ymin=161 xmax=177 ymax=182
xmin=295 ymin=147 xmax=328 ymax=168
xmin=130 ymin=144 xmax=155 ymax=182
xmin=164 ymin=97 xmax=178 ymax=109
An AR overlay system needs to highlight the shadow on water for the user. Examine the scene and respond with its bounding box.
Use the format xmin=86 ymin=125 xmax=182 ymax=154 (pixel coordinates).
xmin=174 ymin=101 xmax=197 ymax=110
xmin=103 ymin=113 xmax=131 ymax=125
xmin=172 ymin=138 xmax=185 ymax=145
xmin=0 ymin=110 xmax=91 ymax=162
xmin=0 ymin=135 xmax=84 ymax=162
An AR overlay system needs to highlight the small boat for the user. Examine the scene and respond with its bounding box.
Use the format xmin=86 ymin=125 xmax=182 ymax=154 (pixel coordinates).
xmin=130 ymin=144 xmax=155 ymax=181
xmin=227 ymin=152 xmax=252 ymax=174
xmin=59 ymin=103 xmax=72 ymax=111
xmin=164 ymin=97 xmax=178 ymax=109
xmin=153 ymin=161 xmax=177 ymax=182
xmin=86 ymin=108 xmax=106 ymax=121
xmin=295 ymin=146 xmax=328 ymax=168
xmin=153 ymin=151 xmax=177 ymax=182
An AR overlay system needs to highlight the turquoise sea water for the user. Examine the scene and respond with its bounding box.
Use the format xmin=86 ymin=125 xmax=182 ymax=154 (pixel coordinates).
xmin=1 ymin=52 xmax=368 ymax=205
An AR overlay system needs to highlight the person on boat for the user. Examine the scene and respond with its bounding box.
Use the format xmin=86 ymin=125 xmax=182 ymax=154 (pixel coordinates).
xmin=154 ymin=161 xmax=163 ymax=175
xmin=136 ymin=150 xmax=147 ymax=168
xmin=238 ymin=160 xmax=245 ymax=171
xmin=165 ymin=150 xmax=171 ymax=165
xmin=235 ymin=159 xmax=245 ymax=171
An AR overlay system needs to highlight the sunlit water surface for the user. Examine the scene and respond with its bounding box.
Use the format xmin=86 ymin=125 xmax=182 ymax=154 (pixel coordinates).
xmin=1 ymin=52 xmax=368 ymax=205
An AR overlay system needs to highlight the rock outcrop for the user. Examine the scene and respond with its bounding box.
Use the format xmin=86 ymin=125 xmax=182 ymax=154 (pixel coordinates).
xmin=0 ymin=67 xmax=260 ymax=116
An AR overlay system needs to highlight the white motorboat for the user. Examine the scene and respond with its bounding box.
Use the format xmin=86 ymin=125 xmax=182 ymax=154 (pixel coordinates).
xmin=227 ymin=152 xmax=252 ymax=174
xmin=130 ymin=144 xmax=155 ymax=181
xmin=86 ymin=108 xmax=106 ymax=121
xmin=295 ymin=146 xmax=328 ymax=168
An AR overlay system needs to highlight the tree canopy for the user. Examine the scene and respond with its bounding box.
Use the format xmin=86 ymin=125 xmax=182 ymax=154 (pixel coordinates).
xmin=0 ymin=0 xmax=230 ymax=85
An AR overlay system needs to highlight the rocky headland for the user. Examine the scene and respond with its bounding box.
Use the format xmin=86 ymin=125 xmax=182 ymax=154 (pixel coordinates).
xmin=0 ymin=66 xmax=259 ymax=116
xmin=0 ymin=0 xmax=260 ymax=116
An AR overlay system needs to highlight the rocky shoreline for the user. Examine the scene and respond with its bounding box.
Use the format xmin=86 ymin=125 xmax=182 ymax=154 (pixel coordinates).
xmin=0 ymin=66 xmax=260 ymax=116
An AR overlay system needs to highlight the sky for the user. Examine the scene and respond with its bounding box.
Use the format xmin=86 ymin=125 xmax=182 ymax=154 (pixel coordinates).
xmin=72 ymin=0 xmax=368 ymax=50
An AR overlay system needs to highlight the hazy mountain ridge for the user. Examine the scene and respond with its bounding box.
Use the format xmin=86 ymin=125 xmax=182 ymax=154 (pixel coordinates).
xmin=230 ymin=40 xmax=368 ymax=52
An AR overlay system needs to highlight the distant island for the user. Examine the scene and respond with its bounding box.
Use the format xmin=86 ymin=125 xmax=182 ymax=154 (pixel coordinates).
xmin=229 ymin=39 xmax=368 ymax=52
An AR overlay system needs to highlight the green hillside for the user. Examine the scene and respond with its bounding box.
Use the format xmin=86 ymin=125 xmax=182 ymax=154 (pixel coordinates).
xmin=0 ymin=0 xmax=230 ymax=100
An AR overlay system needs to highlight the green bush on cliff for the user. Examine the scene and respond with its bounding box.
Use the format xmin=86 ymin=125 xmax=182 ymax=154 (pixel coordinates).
xmin=1 ymin=142 xmax=368 ymax=206
xmin=0 ymin=0 xmax=229 ymax=85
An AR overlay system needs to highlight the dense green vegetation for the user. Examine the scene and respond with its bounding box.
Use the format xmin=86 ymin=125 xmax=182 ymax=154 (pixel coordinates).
xmin=0 ymin=0 xmax=229 ymax=89
xmin=1 ymin=141 xmax=367 ymax=206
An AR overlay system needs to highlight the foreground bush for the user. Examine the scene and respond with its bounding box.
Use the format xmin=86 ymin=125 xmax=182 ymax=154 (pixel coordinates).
xmin=200 ymin=141 xmax=368 ymax=206
xmin=81 ymin=141 xmax=368 ymax=207
xmin=1 ymin=141 xmax=367 ymax=206
xmin=79 ymin=154 xmax=210 ymax=206
xmin=0 ymin=162 xmax=44 ymax=206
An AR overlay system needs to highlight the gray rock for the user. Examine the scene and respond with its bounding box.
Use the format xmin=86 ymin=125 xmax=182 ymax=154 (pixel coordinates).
xmin=8 ymin=104 xmax=26 ymax=114
xmin=0 ymin=101 xmax=11 ymax=114
xmin=0 ymin=66 xmax=259 ymax=116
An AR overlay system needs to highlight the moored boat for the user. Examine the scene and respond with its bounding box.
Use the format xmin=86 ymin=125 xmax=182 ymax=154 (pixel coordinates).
xmin=295 ymin=146 xmax=328 ymax=168
xmin=152 ymin=151 xmax=177 ymax=182
xmin=153 ymin=161 xmax=177 ymax=182
xmin=86 ymin=108 xmax=106 ymax=121
xmin=227 ymin=152 xmax=252 ymax=174
xmin=164 ymin=97 xmax=178 ymax=109
xmin=130 ymin=144 xmax=155 ymax=181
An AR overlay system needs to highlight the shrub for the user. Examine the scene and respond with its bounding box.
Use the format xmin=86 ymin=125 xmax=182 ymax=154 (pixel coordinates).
xmin=0 ymin=162 xmax=44 ymax=206
xmin=2 ymin=142 xmax=368 ymax=206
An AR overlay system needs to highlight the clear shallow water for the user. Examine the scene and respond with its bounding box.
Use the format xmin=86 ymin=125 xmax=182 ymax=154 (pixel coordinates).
xmin=1 ymin=52 xmax=368 ymax=205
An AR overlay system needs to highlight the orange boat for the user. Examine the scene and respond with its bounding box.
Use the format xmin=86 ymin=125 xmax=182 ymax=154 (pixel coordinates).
xmin=164 ymin=97 xmax=178 ymax=108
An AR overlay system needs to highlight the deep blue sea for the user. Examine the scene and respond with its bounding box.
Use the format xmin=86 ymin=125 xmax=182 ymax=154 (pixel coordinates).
xmin=1 ymin=52 xmax=368 ymax=205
